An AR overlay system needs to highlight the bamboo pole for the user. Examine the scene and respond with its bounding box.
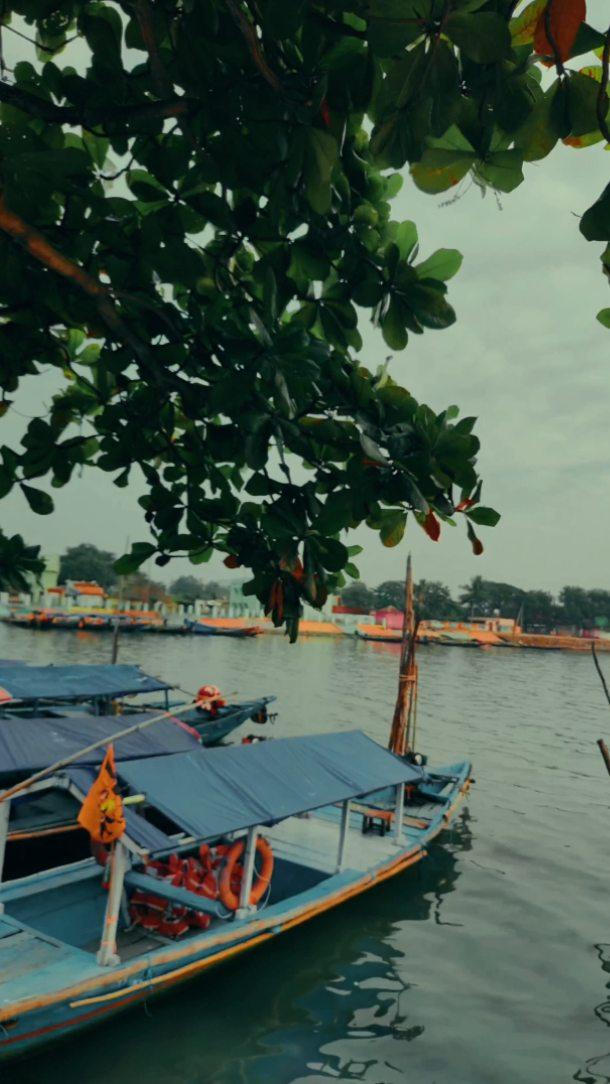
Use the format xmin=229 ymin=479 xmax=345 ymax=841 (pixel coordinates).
xmin=597 ymin=739 xmax=610 ymax=777
xmin=389 ymin=554 xmax=418 ymax=756
xmin=0 ymin=697 xmax=202 ymax=803
xmin=111 ymin=552 xmax=128 ymax=665
xmin=592 ymin=643 xmax=610 ymax=707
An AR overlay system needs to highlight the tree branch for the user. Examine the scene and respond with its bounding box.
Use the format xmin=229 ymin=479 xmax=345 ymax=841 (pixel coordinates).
xmin=0 ymin=79 xmax=194 ymax=127
xmin=131 ymin=0 xmax=174 ymax=98
xmin=597 ymin=26 xmax=610 ymax=144
xmin=129 ymin=0 xmax=199 ymax=149
xmin=0 ymin=193 xmax=159 ymax=379
xmin=225 ymin=0 xmax=283 ymax=92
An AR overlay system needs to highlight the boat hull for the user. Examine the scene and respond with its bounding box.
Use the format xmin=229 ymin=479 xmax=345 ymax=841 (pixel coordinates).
xmin=0 ymin=761 xmax=471 ymax=1061
xmin=186 ymin=622 xmax=259 ymax=638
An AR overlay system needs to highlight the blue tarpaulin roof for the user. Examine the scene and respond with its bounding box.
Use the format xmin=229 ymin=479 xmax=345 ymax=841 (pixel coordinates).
xmin=0 ymin=664 xmax=169 ymax=703
xmin=0 ymin=713 xmax=200 ymax=777
xmin=117 ymin=731 xmax=424 ymax=847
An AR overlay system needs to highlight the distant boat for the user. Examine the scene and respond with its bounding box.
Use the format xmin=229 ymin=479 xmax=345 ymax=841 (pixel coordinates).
xmin=186 ymin=620 xmax=259 ymax=638
xmin=0 ymin=731 xmax=470 ymax=1061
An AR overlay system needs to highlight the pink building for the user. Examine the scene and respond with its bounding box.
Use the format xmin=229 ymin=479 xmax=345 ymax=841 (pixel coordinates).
xmin=373 ymin=606 xmax=404 ymax=630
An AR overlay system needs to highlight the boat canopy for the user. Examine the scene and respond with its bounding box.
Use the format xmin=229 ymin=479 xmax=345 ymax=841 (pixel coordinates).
xmin=0 ymin=713 xmax=199 ymax=777
xmin=0 ymin=663 xmax=170 ymax=704
xmin=117 ymin=730 xmax=424 ymax=849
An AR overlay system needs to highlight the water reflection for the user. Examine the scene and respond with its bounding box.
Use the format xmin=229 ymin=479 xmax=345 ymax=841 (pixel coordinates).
xmin=575 ymin=946 xmax=610 ymax=1084
xmin=8 ymin=627 xmax=610 ymax=1082
xmin=19 ymin=817 xmax=470 ymax=1084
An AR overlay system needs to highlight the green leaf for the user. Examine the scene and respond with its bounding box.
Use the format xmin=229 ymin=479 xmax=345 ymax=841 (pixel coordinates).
xmin=580 ymin=183 xmax=610 ymax=242
xmin=415 ymin=248 xmax=463 ymax=282
xmin=368 ymin=0 xmax=424 ymax=56
xmin=316 ymin=538 xmax=349 ymax=572
xmin=445 ymin=12 xmax=511 ymax=63
xmin=410 ymin=148 xmax=474 ymax=194
xmin=404 ymin=283 xmax=456 ymax=329
xmin=379 ymin=509 xmax=407 ymax=547
xmin=597 ymin=308 xmax=610 ymax=328
xmin=189 ymin=548 xmax=213 ymax=565
xmin=475 ymin=150 xmax=524 ymax=194
xmin=515 ymin=85 xmax=560 ymax=162
xmin=359 ymin=432 xmax=387 ymax=463
xmin=387 ymin=220 xmax=418 ymax=261
xmin=245 ymin=418 xmax=273 ymax=470
xmin=510 ymin=0 xmax=546 ymax=45
xmin=304 ymin=129 xmax=338 ymax=215
xmin=114 ymin=543 xmax=156 ymax=575
xmin=381 ymin=298 xmax=409 ymax=350
xmin=315 ymin=490 xmax=355 ymax=534
xmin=466 ymin=505 xmax=501 ymax=527
xmin=21 ymin=484 xmax=54 ymax=515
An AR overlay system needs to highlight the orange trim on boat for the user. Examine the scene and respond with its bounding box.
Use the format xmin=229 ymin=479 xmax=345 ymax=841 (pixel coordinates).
xmin=0 ymin=781 xmax=473 ymax=1025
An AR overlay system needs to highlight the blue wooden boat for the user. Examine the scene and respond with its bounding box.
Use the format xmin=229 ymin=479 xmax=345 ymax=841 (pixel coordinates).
xmin=0 ymin=663 xmax=275 ymax=746
xmin=162 ymin=696 xmax=275 ymax=744
xmin=0 ymin=731 xmax=471 ymax=1060
xmin=185 ymin=620 xmax=259 ymax=638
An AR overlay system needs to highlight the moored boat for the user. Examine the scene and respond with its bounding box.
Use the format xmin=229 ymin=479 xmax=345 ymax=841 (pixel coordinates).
xmin=0 ymin=558 xmax=471 ymax=1062
xmin=0 ymin=663 xmax=276 ymax=744
xmin=0 ymin=731 xmax=471 ymax=1060
xmin=185 ymin=620 xmax=259 ymax=638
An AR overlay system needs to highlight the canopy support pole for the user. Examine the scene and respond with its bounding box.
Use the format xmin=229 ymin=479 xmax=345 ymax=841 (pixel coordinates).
xmin=0 ymin=799 xmax=10 ymax=911
xmin=336 ymin=799 xmax=351 ymax=872
xmin=97 ymin=840 xmax=129 ymax=966
xmin=236 ymin=826 xmax=258 ymax=918
xmin=394 ymin=783 xmax=404 ymax=844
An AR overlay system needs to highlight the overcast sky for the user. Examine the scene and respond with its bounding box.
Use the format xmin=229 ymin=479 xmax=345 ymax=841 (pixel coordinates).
xmin=2 ymin=25 xmax=609 ymax=597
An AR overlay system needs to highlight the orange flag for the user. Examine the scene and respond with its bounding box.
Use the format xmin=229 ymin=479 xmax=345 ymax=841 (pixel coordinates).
xmin=78 ymin=744 xmax=126 ymax=845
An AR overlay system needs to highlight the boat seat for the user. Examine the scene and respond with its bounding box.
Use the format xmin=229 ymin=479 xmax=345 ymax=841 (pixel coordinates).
xmin=124 ymin=871 xmax=224 ymax=917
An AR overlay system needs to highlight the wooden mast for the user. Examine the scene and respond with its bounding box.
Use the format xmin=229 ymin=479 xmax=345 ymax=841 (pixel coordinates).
xmin=389 ymin=554 xmax=418 ymax=757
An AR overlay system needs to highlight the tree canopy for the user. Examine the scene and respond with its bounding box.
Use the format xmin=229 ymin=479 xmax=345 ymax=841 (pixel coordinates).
xmin=343 ymin=575 xmax=610 ymax=629
xmin=59 ymin=541 xmax=117 ymax=588
xmin=0 ymin=0 xmax=607 ymax=635
xmin=169 ymin=574 xmax=228 ymax=601
xmin=340 ymin=581 xmax=376 ymax=610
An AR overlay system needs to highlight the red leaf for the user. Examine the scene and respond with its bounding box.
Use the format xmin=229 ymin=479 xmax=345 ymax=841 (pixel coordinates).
xmin=320 ymin=100 xmax=331 ymax=128
xmin=455 ymin=497 xmax=475 ymax=512
xmin=534 ymin=0 xmax=586 ymax=63
xmin=292 ymin=558 xmax=305 ymax=583
xmin=422 ymin=510 xmax=440 ymax=542
xmin=223 ymin=555 xmax=240 ymax=568
xmin=279 ymin=556 xmax=305 ymax=582
xmin=466 ymin=519 xmax=484 ymax=556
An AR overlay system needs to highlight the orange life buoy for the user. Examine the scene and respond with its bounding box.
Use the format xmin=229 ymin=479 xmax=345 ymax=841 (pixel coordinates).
xmin=196 ymin=684 xmax=226 ymax=716
xmin=218 ymin=837 xmax=274 ymax=911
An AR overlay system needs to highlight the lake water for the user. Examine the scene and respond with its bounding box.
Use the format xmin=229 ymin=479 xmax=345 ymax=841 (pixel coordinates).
xmin=3 ymin=625 xmax=610 ymax=1084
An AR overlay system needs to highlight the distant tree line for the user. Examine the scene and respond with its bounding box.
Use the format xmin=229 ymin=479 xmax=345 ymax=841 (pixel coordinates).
xmin=43 ymin=545 xmax=610 ymax=631
xmin=341 ymin=575 xmax=610 ymax=632
xmin=57 ymin=545 xmax=228 ymax=605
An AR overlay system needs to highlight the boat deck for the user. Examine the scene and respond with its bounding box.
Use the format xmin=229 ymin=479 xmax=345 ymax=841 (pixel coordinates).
xmin=268 ymin=807 xmax=418 ymax=875
xmin=0 ymin=915 xmax=99 ymax=1012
